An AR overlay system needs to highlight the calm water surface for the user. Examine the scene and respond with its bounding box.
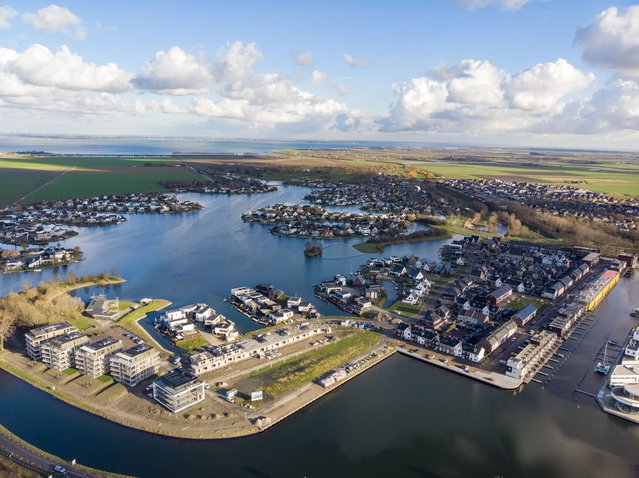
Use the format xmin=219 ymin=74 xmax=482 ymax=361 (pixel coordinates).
xmin=1 ymin=185 xmax=638 ymax=478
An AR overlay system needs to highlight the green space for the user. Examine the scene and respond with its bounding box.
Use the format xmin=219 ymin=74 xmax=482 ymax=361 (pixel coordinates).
xmin=0 ymin=155 xmax=207 ymax=204
xmin=68 ymin=315 xmax=96 ymax=331
xmin=117 ymin=299 xmax=171 ymax=347
xmin=507 ymin=296 xmax=550 ymax=312
xmin=118 ymin=301 xmax=136 ymax=311
xmin=250 ymin=331 xmax=380 ymax=399
xmin=97 ymin=374 xmax=113 ymax=383
xmin=386 ymin=301 xmax=422 ymax=318
xmin=174 ymin=335 xmax=209 ymax=352
xmin=62 ymin=367 xmax=77 ymax=376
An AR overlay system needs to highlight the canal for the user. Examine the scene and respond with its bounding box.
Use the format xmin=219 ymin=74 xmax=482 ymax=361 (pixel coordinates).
xmin=1 ymin=185 xmax=638 ymax=477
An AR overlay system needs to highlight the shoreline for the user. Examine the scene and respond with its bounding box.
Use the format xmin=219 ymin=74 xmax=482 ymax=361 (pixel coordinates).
xmin=0 ymin=338 xmax=395 ymax=441
xmin=0 ymin=424 xmax=131 ymax=478
xmin=397 ymin=347 xmax=523 ymax=390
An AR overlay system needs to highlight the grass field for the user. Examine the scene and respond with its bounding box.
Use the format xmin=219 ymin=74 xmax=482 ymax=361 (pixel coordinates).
xmin=507 ymin=296 xmax=550 ymax=312
xmin=174 ymin=335 xmax=209 ymax=352
xmin=117 ymin=299 xmax=171 ymax=346
xmin=0 ymin=155 xmax=207 ymax=204
xmin=250 ymin=331 xmax=379 ymax=400
xmin=387 ymin=301 xmax=422 ymax=318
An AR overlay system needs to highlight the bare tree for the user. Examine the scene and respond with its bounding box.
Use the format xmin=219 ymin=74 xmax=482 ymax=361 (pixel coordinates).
xmin=0 ymin=310 xmax=16 ymax=351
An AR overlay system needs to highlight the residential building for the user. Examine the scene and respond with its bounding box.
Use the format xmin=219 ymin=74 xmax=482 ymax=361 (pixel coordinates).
xmin=152 ymin=368 xmax=205 ymax=413
xmin=74 ymin=338 xmax=123 ymax=378
xmin=109 ymin=344 xmax=160 ymax=386
xmin=41 ymin=333 xmax=89 ymax=371
xmin=25 ymin=322 xmax=77 ymax=360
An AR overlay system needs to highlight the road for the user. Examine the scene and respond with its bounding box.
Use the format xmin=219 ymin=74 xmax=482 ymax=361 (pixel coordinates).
xmin=0 ymin=426 xmax=103 ymax=478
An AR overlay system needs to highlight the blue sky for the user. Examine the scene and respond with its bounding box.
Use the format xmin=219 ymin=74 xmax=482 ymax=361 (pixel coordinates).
xmin=0 ymin=1 xmax=639 ymax=149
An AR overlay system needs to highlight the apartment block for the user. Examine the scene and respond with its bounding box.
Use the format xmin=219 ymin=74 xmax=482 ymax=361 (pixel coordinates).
xmin=109 ymin=344 xmax=160 ymax=387
xmin=25 ymin=322 xmax=77 ymax=361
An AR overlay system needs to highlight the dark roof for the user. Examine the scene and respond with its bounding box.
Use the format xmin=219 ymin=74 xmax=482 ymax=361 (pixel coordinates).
xmin=155 ymin=368 xmax=202 ymax=392
xmin=489 ymin=285 xmax=513 ymax=298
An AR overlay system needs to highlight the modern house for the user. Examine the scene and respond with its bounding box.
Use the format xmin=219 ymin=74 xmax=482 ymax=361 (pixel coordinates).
xmin=152 ymin=368 xmax=206 ymax=413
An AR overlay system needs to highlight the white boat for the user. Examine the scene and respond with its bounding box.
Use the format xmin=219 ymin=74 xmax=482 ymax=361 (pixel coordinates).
xmin=594 ymin=341 xmax=611 ymax=375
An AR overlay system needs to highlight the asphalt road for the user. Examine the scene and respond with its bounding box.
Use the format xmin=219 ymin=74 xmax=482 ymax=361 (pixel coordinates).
xmin=0 ymin=426 xmax=100 ymax=478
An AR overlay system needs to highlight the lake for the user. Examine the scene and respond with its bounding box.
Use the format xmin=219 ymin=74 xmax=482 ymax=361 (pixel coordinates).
xmin=1 ymin=184 xmax=638 ymax=478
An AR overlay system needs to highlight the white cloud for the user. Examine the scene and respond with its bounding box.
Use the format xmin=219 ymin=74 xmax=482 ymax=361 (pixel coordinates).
xmin=335 ymin=82 xmax=351 ymax=96
xmin=23 ymin=4 xmax=85 ymax=40
xmin=213 ymin=41 xmax=262 ymax=81
xmin=575 ymin=6 xmax=639 ymax=79
xmin=311 ymin=70 xmax=327 ymax=86
xmin=187 ymin=42 xmax=352 ymax=129
xmin=457 ymin=0 xmax=529 ymax=11
xmin=134 ymin=47 xmax=212 ymax=95
xmin=505 ymin=58 xmax=594 ymax=112
xmin=6 ymin=44 xmax=132 ymax=92
xmin=433 ymin=59 xmax=505 ymax=105
xmin=0 ymin=5 xmax=17 ymax=29
xmin=294 ymin=50 xmax=314 ymax=68
xmin=379 ymin=58 xmax=593 ymax=133
xmin=533 ymin=79 xmax=639 ymax=135
xmin=342 ymin=52 xmax=369 ymax=68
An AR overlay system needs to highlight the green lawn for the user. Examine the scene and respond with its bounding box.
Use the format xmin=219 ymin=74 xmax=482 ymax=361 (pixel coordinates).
xmin=507 ymin=296 xmax=550 ymax=312
xmin=250 ymin=331 xmax=380 ymax=400
xmin=97 ymin=374 xmax=113 ymax=383
xmin=62 ymin=367 xmax=78 ymax=376
xmin=174 ymin=335 xmax=209 ymax=352
xmin=69 ymin=316 xmax=96 ymax=331
xmin=117 ymin=299 xmax=171 ymax=347
xmin=118 ymin=300 xmax=136 ymax=311
xmin=353 ymin=242 xmax=384 ymax=253
xmin=387 ymin=301 xmax=422 ymax=318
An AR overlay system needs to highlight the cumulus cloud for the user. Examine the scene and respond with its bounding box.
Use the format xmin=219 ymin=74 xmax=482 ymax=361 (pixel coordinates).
xmin=4 ymin=44 xmax=132 ymax=93
xmin=457 ymin=0 xmax=529 ymax=10
xmin=342 ymin=52 xmax=369 ymax=68
xmin=23 ymin=4 xmax=85 ymax=40
xmin=187 ymin=41 xmax=353 ymax=129
xmin=0 ymin=5 xmax=17 ymax=29
xmin=311 ymin=70 xmax=327 ymax=86
xmin=294 ymin=50 xmax=314 ymax=68
xmin=134 ymin=47 xmax=212 ymax=95
xmin=575 ymin=6 xmax=639 ymax=79
xmin=379 ymin=58 xmax=593 ymax=133
xmin=533 ymin=79 xmax=639 ymax=135
xmin=505 ymin=58 xmax=594 ymax=112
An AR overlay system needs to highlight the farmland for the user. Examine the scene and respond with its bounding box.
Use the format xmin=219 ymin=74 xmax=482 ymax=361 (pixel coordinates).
xmin=0 ymin=154 xmax=206 ymax=205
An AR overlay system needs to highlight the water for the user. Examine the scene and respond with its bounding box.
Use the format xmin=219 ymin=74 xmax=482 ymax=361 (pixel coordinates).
xmin=1 ymin=185 xmax=639 ymax=478
xmin=0 ymin=136 xmax=438 ymax=156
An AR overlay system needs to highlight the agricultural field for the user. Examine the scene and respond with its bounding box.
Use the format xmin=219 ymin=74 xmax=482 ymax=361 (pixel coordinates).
xmin=270 ymin=148 xmax=639 ymax=197
xmin=0 ymin=154 xmax=207 ymax=204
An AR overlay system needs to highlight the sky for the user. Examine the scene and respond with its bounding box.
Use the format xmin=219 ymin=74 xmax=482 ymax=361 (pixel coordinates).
xmin=1 ymin=0 xmax=639 ymax=149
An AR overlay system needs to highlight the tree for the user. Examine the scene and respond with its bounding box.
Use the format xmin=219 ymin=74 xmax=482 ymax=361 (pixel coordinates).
xmin=65 ymin=271 xmax=76 ymax=285
xmin=0 ymin=310 xmax=16 ymax=351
